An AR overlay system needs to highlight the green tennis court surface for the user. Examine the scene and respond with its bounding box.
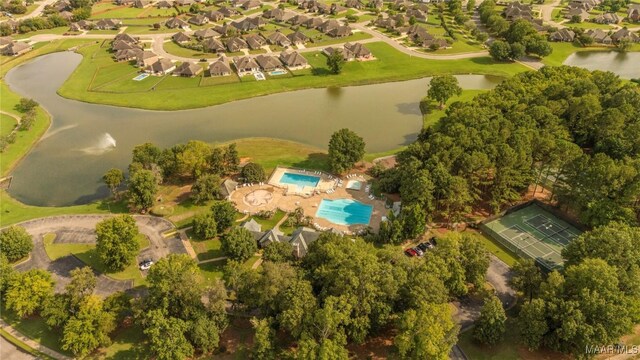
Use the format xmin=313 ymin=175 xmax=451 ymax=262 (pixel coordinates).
xmin=481 ymin=203 xmax=583 ymax=271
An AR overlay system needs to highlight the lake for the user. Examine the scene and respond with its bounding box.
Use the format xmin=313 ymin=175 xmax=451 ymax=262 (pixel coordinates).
xmin=5 ymin=51 xmax=501 ymax=206
xmin=563 ymin=51 xmax=640 ymax=79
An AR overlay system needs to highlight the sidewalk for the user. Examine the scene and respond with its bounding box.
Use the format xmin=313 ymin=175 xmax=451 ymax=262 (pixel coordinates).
xmin=0 ymin=319 xmax=70 ymax=360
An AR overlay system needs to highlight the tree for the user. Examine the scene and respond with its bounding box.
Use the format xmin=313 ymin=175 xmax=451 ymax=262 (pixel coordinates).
xmin=66 ymin=266 xmax=97 ymax=312
xmin=241 ymin=162 xmax=266 ymax=184
xmin=42 ymin=293 xmax=71 ymax=329
xmin=616 ymin=38 xmax=632 ymax=52
xmin=395 ymin=302 xmax=459 ymax=359
xmin=0 ymin=254 xmax=15 ymax=296
xmin=144 ymin=310 xmax=194 ymax=360
xmin=510 ymin=259 xmax=542 ymax=302
xmin=16 ymin=98 xmax=38 ymax=112
xmin=191 ymin=173 xmax=222 ymax=204
xmin=460 ymin=234 xmax=490 ymax=290
xmin=489 ymin=40 xmax=512 ymax=61
xmin=277 ymin=279 xmax=317 ymax=337
xmin=95 ymin=215 xmax=140 ymax=272
xmin=177 ymin=140 xmax=212 ymax=179
xmin=5 ymin=269 xmax=54 ymax=318
xmin=251 ymin=317 xmax=276 ymax=359
xmin=128 ymin=169 xmax=157 ymax=211
xmin=327 ymin=50 xmax=345 ymax=74
xmin=223 ymin=143 xmax=240 ymax=175
xmin=132 ymin=143 xmax=161 ymax=169
xmin=473 ymin=294 xmax=506 ymax=345
xmin=523 ymin=34 xmax=552 ymax=57
xmin=62 ymin=295 xmax=116 ymax=358
xmin=192 ymin=211 xmax=218 ymax=240
xmin=517 ymin=298 xmax=547 ymax=351
xmin=427 ymin=75 xmax=462 ymax=109
xmin=508 ymin=42 xmax=525 ymax=60
xmin=400 ymin=204 xmax=426 ymax=239
xmin=210 ymin=201 xmax=237 ymax=232
xmin=262 ymin=241 xmax=295 ymax=263
xmin=190 ymin=315 xmax=221 ymax=355
xmin=328 ymin=128 xmax=365 ymax=173
xmin=222 ymin=227 xmax=257 ymax=261
xmin=0 ymin=226 xmax=33 ymax=262
xmin=103 ymin=168 xmax=124 ymax=198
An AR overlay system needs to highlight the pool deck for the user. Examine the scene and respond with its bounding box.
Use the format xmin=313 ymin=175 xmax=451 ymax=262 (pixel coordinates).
xmin=231 ymin=172 xmax=386 ymax=233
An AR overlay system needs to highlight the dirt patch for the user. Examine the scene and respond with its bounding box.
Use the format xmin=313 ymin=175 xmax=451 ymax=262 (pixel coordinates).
xmin=347 ymin=327 xmax=396 ymax=359
xmin=216 ymin=317 xmax=254 ymax=358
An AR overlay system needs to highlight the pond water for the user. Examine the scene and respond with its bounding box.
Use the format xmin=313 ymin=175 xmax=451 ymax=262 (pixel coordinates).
xmin=5 ymin=51 xmax=501 ymax=206
xmin=563 ymin=51 xmax=640 ymax=79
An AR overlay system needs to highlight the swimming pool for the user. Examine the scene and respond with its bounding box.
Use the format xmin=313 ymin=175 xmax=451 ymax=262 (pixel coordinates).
xmin=270 ymin=70 xmax=287 ymax=76
xmin=132 ymin=73 xmax=149 ymax=81
xmin=278 ymin=171 xmax=320 ymax=190
xmin=346 ymin=180 xmax=363 ymax=190
xmin=316 ymin=199 xmax=373 ymax=226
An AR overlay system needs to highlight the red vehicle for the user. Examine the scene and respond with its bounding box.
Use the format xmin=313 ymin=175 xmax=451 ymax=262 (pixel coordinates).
xmin=404 ymin=248 xmax=418 ymax=257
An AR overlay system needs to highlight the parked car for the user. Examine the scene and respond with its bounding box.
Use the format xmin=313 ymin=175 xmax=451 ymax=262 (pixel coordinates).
xmin=404 ymin=248 xmax=418 ymax=257
xmin=417 ymin=242 xmax=431 ymax=252
xmin=139 ymin=259 xmax=154 ymax=270
xmin=413 ymin=247 xmax=424 ymax=256
xmin=429 ymin=236 xmax=438 ymax=246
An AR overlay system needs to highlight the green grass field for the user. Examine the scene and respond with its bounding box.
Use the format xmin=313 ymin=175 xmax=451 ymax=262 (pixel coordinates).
xmin=57 ymin=41 xmax=529 ymax=110
xmin=249 ymin=209 xmax=287 ymax=230
xmin=0 ymin=329 xmax=56 ymax=360
xmin=0 ymin=113 xmax=17 ymax=137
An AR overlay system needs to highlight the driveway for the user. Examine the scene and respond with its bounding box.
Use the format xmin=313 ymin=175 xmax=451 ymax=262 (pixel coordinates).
xmin=12 ymin=215 xmax=187 ymax=296
xmin=0 ymin=336 xmax=35 ymax=360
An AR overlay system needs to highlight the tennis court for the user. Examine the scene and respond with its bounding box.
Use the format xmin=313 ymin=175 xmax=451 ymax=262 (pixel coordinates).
xmin=481 ymin=203 xmax=582 ymax=271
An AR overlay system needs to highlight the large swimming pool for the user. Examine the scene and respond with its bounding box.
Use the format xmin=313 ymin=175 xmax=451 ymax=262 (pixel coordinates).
xmin=278 ymin=172 xmax=321 ymax=190
xmin=316 ymin=199 xmax=373 ymax=226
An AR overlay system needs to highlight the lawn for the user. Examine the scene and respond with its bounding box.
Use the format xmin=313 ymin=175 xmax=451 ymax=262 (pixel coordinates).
xmin=464 ymin=229 xmax=518 ymax=266
xmin=0 ymin=113 xmax=17 ymax=137
xmin=0 ymin=328 xmax=56 ymax=360
xmin=163 ymin=41 xmax=227 ymax=59
xmin=57 ymin=41 xmax=529 ymax=110
xmin=188 ymin=234 xmax=225 ymax=261
xmin=42 ymin=233 xmax=149 ymax=286
xmin=1 ymin=305 xmax=69 ymax=355
xmin=226 ymin=137 xmax=330 ymax=172
xmin=95 ymin=324 xmax=148 ymax=360
xmin=249 ymin=209 xmax=287 ymax=230
xmin=198 ymin=258 xmax=227 ymax=280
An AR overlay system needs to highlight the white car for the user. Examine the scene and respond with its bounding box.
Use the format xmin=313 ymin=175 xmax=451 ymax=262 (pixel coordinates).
xmin=139 ymin=260 xmax=153 ymax=270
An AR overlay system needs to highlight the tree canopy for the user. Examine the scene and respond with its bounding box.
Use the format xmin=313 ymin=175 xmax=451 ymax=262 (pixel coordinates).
xmin=95 ymin=215 xmax=140 ymax=272
xmin=328 ymin=128 xmax=366 ymax=173
xmin=427 ymin=75 xmax=462 ymax=108
xmin=0 ymin=226 xmax=33 ymax=262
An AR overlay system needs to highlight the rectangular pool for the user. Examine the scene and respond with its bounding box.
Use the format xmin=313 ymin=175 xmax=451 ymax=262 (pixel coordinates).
xmin=132 ymin=73 xmax=149 ymax=81
xmin=316 ymin=199 xmax=373 ymax=226
xmin=278 ymin=171 xmax=320 ymax=190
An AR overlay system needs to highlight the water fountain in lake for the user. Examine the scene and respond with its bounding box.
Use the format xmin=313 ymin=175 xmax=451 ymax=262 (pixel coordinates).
xmin=80 ymin=133 xmax=116 ymax=155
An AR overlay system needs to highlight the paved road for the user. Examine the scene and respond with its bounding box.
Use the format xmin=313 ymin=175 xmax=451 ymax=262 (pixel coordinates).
xmin=11 ymin=215 xmax=187 ymax=296
xmin=0 ymin=335 xmax=35 ymax=360
xmin=0 ymin=0 xmax=58 ymax=22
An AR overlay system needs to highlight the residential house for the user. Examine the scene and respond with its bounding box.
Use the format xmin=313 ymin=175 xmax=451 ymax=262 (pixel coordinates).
xmin=287 ymin=31 xmax=309 ymax=46
xmin=255 ymin=54 xmax=284 ymax=71
xmin=232 ymin=17 xmax=265 ymax=32
xmin=175 ymin=0 xmax=194 ymax=5
xmin=112 ymin=40 xmax=141 ymax=51
xmin=422 ymin=37 xmax=449 ymax=49
xmin=323 ymin=46 xmax=355 ymax=61
xmin=344 ymin=0 xmax=363 ymax=9
xmin=172 ymin=32 xmax=192 ymax=43
xmin=344 ymin=42 xmax=372 ymax=60
xmin=226 ymin=37 xmax=249 ymax=52
xmin=565 ymin=7 xmax=590 ymax=22
xmin=239 ymin=0 xmax=261 ymax=10
xmin=594 ymin=13 xmax=620 ymax=24
xmin=317 ymin=19 xmax=341 ymax=33
xmin=327 ymin=25 xmax=352 ymax=38
xmin=174 ymin=62 xmax=203 ymax=77
xmin=194 ymin=28 xmax=220 ymax=39
xmin=258 ymin=228 xmax=286 ymax=248
xmin=59 ymin=11 xmax=74 ymax=21
xmin=289 ymin=227 xmax=320 ymax=258
xmin=1 ymin=41 xmax=31 ymax=56
xmin=233 ymin=56 xmax=260 ymax=75
xmin=586 ymin=28 xmax=612 ymax=44
xmin=279 ymin=50 xmax=309 ymax=69
xmin=146 ymin=58 xmax=176 ymax=75
xmin=165 ymin=17 xmax=189 ymax=29
xmin=241 ymin=219 xmax=263 ymax=241
xmin=287 ymin=14 xmax=309 ymax=26
xmin=549 ymin=28 xmax=575 ymax=42
xmin=502 ymin=1 xmax=533 ymax=21
xmin=95 ymin=19 xmax=122 ymax=30
xmin=202 ymin=38 xmax=226 ymax=53
xmin=133 ymin=0 xmax=150 ymax=8
xmin=263 ymin=8 xmax=290 ymax=22
xmin=390 ymin=0 xmax=412 ymax=11
xmin=0 ymin=37 xmax=14 ymax=49
xmin=218 ymin=6 xmax=240 ymax=17
xmin=611 ymin=27 xmax=639 ymax=43
xmin=53 ymin=0 xmax=71 ymax=12
xmin=114 ymin=48 xmax=143 ymax=62
xmin=267 ymin=31 xmax=291 ymax=47
xmin=114 ymin=33 xmax=139 ymax=44
xmin=209 ymin=57 xmax=232 ymax=76
xmin=189 ymin=15 xmax=209 ymax=26
xmin=137 ymin=51 xmax=159 ymax=67
xmin=246 ymin=34 xmax=267 ymax=50
xmin=628 ymin=4 xmax=640 ymax=22
xmin=156 ymin=0 xmax=173 ymax=8
xmin=204 ymin=10 xmax=225 ymax=22
xmin=367 ymin=0 xmax=383 ymax=10
xmin=406 ymin=8 xmax=427 ymax=22
xmin=304 ymin=17 xmax=324 ymax=29
xmin=569 ymin=0 xmax=600 ymax=11
xmin=330 ymin=3 xmax=348 ymax=15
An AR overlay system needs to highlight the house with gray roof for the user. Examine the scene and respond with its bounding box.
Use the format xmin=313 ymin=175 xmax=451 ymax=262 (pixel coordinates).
xmin=289 ymin=227 xmax=321 ymax=258
xmin=204 ymin=10 xmax=225 ymax=22
xmin=172 ymin=32 xmax=192 ymax=43
xmin=166 ymin=17 xmax=189 ymax=29
xmin=1 ymin=41 xmax=31 ymax=56
xmin=287 ymin=14 xmax=309 ymax=26
xmin=344 ymin=42 xmax=372 ymax=59
xmin=115 ymin=48 xmax=143 ymax=62
xmin=226 ymin=37 xmax=249 ymax=52
xmin=255 ymin=54 xmax=284 ymax=71
xmin=219 ymin=178 xmax=238 ymax=197
xmin=203 ymin=38 xmax=226 ymax=53
xmin=189 ymin=14 xmax=210 ymax=26
xmin=549 ymin=28 xmax=575 ymax=42
xmin=137 ymin=51 xmax=159 ymax=67
xmin=267 ymin=31 xmax=291 ymax=47
xmin=242 ymin=219 xmax=264 ymax=240
xmin=146 ymin=58 xmax=176 ymax=75
xmin=209 ymin=57 xmax=232 ymax=76
xmin=156 ymin=0 xmax=173 ymax=8
xmin=287 ymin=31 xmax=309 ymax=46
xmin=96 ymin=19 xmax=122 ymax=30
xmin=327 ymin=25 xmax=352 ymax=38
xmin=586 ymin=28 xmax=612 ymax=44
xmin=233 ymin=56 xmax=260 ymax=75
xmin=611 ymin=27 xmax=639 ymax=43
xmin=194 ymin=28 xmax=220 ymax=39
xmin=245 ymin=34 xmax=266 ymax=50
xmin=279 ymin=50 xmax=309 ymax=69
xmin=323 ymin=46 xmax=355 ymax=61
xmin=174 ymin=62 xmax=203 ymax=77
xmin=258 ymin=228 xmax=286 ymax=248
